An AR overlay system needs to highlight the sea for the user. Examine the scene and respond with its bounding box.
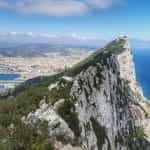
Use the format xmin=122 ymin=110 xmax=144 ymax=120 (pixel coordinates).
xmin=0 ymin=74 xmax=20 ymax=80
xmin=132 ymin=48 xmax=150 ymax=99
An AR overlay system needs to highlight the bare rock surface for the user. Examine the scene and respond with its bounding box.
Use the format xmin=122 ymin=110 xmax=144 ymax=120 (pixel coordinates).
xmin=22 ymin=37 xmax=150 ymax=150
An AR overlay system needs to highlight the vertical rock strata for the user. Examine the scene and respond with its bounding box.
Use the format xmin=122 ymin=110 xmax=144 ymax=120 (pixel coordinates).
xmin=117 ymin=37 xmax=145 ymax=101
xmin=24 ymin=37 xmax=150 ymax=150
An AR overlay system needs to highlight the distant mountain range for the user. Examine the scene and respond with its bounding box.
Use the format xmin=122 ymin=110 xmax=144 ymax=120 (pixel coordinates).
xmin=0 ymin=32 xmax=150 ymax=57
xmin=0 ymin=43 xmax=94 ymax=57
xmin=0 ymin=32 xmax=107 ymax=48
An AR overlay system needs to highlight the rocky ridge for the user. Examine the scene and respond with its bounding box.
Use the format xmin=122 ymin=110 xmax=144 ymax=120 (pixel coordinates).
xmin=0 ymin=36 xmax=150 ymax=150
xmin=23 ymin=37 xmax=150 ymax=149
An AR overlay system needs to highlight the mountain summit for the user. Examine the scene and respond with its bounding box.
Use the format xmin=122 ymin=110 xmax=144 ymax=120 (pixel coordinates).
xmin=0 ymin=37 xmax=150 ymax=150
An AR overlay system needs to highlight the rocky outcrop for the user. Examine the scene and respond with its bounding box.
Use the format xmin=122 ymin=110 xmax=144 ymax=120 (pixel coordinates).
xmin=22 ymin=100 xmax=74 ymax=141
xmin=22 ymin=37 xmax=150 ymax=150
xmin=116 ymin=37 xmax=145 ymax=101
xmin=114 ymin=37 xmax=150 ymax=142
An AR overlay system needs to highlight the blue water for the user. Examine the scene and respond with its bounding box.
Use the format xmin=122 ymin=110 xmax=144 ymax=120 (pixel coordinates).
xmin=0 ymin=74 xmax=20 ymax=80
xmin=132 ymin=49 xmax=150 ymax=99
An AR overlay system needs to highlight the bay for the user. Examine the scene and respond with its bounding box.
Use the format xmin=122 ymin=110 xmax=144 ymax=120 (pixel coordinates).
xmin=132 ymin=49 xmax=150 ymax=99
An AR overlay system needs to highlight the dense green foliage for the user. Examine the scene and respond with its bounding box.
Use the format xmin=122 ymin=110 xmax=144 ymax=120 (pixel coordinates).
xmin=0 ymin=98 xmax=54 ymax=150
xmin=0 ymin=85 xmax=56 ymax=149
xmin=9 ymin=73 xmax=63 ymax=97
xmin=136 ymin=127 xmax=147 ymax=140
xmin=0 ymin=76 xmax=64 ymax=150
xmin=0 ymin=75 xmax=78 ymax=150
xmin=104 ymin=37 xmax=127 ymax=54
xmin=47 ymin=78 xmax=73 ymax=105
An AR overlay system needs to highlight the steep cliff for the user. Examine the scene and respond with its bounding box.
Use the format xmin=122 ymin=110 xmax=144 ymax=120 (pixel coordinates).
xmin=0 ymin=37 xmax=150 ymax=150
xmin=116 ymin=37 xmax=150 ymax=142
xmin=116 ymin=37 xmax=145 ymax=101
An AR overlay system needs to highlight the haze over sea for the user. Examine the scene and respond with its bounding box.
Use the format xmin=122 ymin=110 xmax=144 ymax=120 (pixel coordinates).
xmin=133 ymin=48 xmax=150 ymax=99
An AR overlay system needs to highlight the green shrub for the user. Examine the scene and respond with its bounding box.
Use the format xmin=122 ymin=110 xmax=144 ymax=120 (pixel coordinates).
xmin=104 ymin=37 xmax=126 ymax=54
xmin=47 ymin=79 xmax=73 ymax=105
xmin=0 ymin=85 xmax=55 ymax=150
xmin=31 ymin=140 xmax=54 ymax=150
xmin=136 ymin=127 xmax=147 ymax=140
xmin=0 ymin=118 xmax=54 ymax=150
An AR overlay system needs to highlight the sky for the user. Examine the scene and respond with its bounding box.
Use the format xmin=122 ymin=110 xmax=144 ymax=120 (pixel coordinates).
xmin=0 ymin=0 xmax=150 ymax=47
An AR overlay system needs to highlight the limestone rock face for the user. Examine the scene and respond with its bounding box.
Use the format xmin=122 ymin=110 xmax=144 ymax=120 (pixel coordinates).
xmin=115 ymin=37 xmax=150 ymax=141
xmin=117 ymin=37 xmax=145 ymax=101
xmin=70 ymin=48 xmax=148 ymax=150
xmin=23 ymin=37 xmax=150 ymax=150
xmin=23 ymin=100 xmax=75 ymax=141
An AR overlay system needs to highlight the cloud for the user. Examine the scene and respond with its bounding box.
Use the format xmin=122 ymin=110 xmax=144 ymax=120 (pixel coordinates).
xmin=85 ymin=0 xmax=118 ymax=8
xmin=0 ymin=0 xmax=121 ymax=16
xmin=0 ymin=0 xmax=9 ymax=7
xmin=19 ymin=0 xmax=88 ymax=16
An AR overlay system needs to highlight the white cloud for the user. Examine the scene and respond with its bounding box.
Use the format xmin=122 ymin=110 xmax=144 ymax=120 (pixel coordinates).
xmin=0 ymin=0 xmax=9 ymax=7
xmin=85 ymin=0 xmax=116 ymax=8
xmin=0 ymin=0 xmax=122 ymax=16
xmin=18 ymin=0 xmax=88 ymax=16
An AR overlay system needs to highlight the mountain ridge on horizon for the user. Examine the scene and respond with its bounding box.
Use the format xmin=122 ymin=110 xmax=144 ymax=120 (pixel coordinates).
xmin=0 ymin=32 xmax=150 ymax=49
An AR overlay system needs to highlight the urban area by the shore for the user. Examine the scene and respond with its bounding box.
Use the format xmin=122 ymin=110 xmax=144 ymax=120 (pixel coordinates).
xmin=0 ymin=51 xmax=91 ymax=92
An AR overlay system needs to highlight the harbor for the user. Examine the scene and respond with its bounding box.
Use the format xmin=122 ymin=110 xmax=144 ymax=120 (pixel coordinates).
xmin=0 ymin=73 xmax=24 ymax=93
